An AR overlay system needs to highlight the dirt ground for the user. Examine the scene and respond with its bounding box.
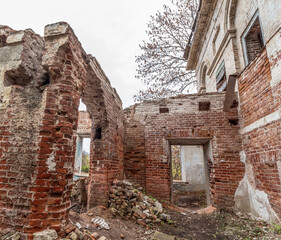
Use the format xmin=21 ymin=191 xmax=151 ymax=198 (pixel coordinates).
xmin=69 ymin=206 xmax=281 ymax=240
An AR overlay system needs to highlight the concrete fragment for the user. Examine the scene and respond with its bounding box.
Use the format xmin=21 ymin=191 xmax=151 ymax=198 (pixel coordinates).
xmin=69 ymin=232 xmax=78 ymax=240
xmin=5 ymin=233 xmax=20 ymax=240
xmin=98 ymin=237 xmax=106 ymax=240
xmin=91 ymin=232 xmax=99 ymax=240
xmin=0 ymin=229 xmax=15 ymax=240
xmin=159 ymin=213 xmax=171 ymax=222
xmin=33 ymin=230 xmax=58 ymax=240
xmin=155 ymin=201 xmax=163 ymax=215
xmin=91 ymin=217 xmax=110 ymax=230
xmin=74 ymin=229 xmax=84 ymax=240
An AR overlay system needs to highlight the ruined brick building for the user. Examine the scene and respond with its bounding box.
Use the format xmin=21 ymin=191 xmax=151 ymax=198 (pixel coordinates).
xmin=0 ymin=0 xmax=280 ymax=238
xmin=0 ymin=23 xmax=124 ymax=237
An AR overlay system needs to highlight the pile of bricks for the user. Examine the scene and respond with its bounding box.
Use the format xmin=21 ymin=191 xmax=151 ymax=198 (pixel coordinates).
xmin=109 ymin=180 xmax=171 ymax=226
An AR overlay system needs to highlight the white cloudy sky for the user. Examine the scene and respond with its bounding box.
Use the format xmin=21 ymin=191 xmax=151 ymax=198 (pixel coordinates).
xmin=1 ymin=0 xmax=171 ymax=107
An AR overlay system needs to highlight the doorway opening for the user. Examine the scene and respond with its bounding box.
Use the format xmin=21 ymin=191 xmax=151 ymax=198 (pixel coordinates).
xmin=170 ymin=143 xmax=210 ymax=210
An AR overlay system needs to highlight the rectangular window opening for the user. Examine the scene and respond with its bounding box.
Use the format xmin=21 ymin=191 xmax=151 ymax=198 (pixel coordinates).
xmin=74 ymin=136 xmax=91 ymax=177
xmin=242 ymin=12 xmax=265 ymax=65
xmin=216 ymin=62 xmax=227 ymax=92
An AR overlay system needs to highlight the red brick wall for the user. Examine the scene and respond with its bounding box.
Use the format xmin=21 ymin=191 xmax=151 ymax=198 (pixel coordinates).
xmin=124 ymin=110 xmax=146 ymax=188
xmin=0 ymin=29 xmax=46 ymax=234
xmin=85 ymin=57 xmax=124 ymax=208
xmin=238 ymin=48 xmax=281 ymax=219
xmin=124 ymin=93 xmax=244 ymax=208
xmin=0 ymin=22 xmax=124 ymax=237
xmin=245 ymin=22 xmax=263 ymax=63
xmin=26 ymin=23 xmax=88 ymax=236
xmin=77 ymin=111 xmax=92 ymax=135
xmin=239 ymin=48 xmax=277 ymax=127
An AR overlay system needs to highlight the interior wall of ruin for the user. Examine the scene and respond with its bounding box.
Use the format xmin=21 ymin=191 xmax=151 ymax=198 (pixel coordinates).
xmin=234 ymin=48 xmax=281 ymax=223
xmin=124 ymin=93 xmax=244 ymax=207
xmin=85 ymin=57 xmax=124 ymax=208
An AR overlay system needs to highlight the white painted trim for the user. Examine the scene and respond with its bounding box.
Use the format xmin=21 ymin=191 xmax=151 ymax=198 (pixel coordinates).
xmin=241 ymin=10 xmax=265 ymax=66
xmin=241 ymin=108 xmax=281 ymax=134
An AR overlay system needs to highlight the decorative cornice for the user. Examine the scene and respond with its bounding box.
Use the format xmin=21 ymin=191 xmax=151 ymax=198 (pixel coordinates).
xmin=186 ymin=0 xmax=218 ymax=70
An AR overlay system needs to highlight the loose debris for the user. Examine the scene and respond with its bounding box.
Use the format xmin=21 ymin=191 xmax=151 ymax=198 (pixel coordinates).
xmin=108 ymin=179 xmax=171 ymax=226
xmin=92 ymin=217 xmax=110 ymax=230
xmin=0 ymin=229 xmax=21 ymax=240
xmin=70 ymin=177 xmax=89 ymax=213
xmin=33 ymin=229 xmax=58 ymax=240
xmin=64 ymin=223 xmax=108 ymax=240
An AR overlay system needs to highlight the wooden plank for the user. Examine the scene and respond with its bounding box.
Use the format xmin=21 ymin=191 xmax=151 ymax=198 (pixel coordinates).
xmin=223 ymin=74 xmax=238 ymax=111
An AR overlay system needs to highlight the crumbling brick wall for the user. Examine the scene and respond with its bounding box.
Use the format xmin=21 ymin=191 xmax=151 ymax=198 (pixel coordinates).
xmin=124 ymin=93 xmax=244 ymax=208
xmin=77 ymin=111 xmax=92 ymax=135
xmin=0 ymin=27 xmax=47 ymax=234
xmin=85 ymin=57 xmax=124 ymax=208
xmin=124 ymin=109 xmax=146 ymax=188
xmin=0 ymin=22 xmax=124 ymax=237
xmin=237 ymin=48 xmax=281 ymax=220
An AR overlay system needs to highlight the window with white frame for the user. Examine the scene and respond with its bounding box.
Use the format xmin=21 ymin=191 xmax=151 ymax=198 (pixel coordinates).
xmin=216 ymin=61 xmax=227 ymax=92
xmin=242 ymin=11 xmax=265 ymax=65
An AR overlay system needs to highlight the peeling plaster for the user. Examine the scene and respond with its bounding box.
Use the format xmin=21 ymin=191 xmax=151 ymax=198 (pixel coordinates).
xmin=235 ymin=170 xmax=281 ymax=223
xmin=46 ymin=150 xmax=56 ymax=172
xmin=239 ymin=151 xmax=246 ymax=164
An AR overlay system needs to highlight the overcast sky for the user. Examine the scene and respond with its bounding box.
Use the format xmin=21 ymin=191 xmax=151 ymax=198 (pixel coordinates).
xmin=2 ymin=0 xmax=171 ymax=108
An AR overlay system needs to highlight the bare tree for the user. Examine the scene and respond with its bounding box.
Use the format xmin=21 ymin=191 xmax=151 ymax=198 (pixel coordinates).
xmin=134 ymin=0 xmax=198 ymax=102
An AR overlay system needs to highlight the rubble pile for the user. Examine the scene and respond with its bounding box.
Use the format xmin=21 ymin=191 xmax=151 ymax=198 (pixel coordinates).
xmin=70 ymin=177 xmax=89 ymax=213
xmin=0 ymin=229 xmax=21 ymax=240
xmin=109 ymin=179 xmax=171 ymax=226
xmin=65 ymin=226 xmax=107 ymax=240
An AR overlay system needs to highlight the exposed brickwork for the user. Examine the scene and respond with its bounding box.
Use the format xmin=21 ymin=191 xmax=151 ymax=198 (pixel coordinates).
xmin=0 ymin=28 xmax=47 ymax=234
xmin=85 ymin=57 xmax=124 ymax=208
xmin=0 ymin=22 xmax=124 ymax=237
xmin=238 ymin=48 xmax=278 ymax=127
xmin=124 ymin=93 xmax=244 ymax=208
xmin=238 ymin=48 xmax=281 ymax=219
xmin=77 ymin=111 xmax=92 ymax=135
xmin=124 ymin=110 xmax=146 ymax=188
xmin=245 ymin=19 xmax=264 ymax=63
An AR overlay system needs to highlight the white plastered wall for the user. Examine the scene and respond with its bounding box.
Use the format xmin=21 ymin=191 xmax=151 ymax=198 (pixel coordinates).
xmin=193 ymin=0 xmax=281 ymax=222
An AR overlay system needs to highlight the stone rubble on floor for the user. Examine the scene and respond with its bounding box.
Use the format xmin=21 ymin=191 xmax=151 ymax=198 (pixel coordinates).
xmin=64 ymin=227 xmax=107 ymax=240
xmin=109 ymin=179 xmax=171 ymax=226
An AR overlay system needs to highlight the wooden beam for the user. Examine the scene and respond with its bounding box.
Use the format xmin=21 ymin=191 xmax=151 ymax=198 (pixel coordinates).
xmin=223 ymin=74 xmax=238 ymax=111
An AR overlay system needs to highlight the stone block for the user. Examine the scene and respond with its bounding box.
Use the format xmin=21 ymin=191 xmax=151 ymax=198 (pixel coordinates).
xmin=151 ymin=231 xmax=176 ymax=240
xmin=33 ymin=230 xmax=58 ymax=240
